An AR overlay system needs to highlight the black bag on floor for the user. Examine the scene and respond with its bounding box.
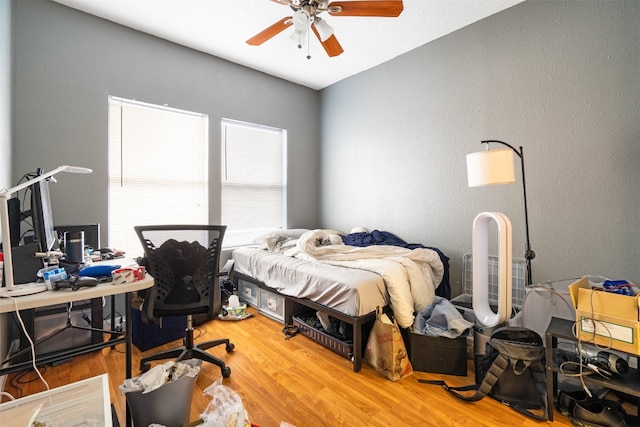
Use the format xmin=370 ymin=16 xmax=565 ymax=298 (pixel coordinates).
xmin=420 ymin=327 xmax=548 ymax=421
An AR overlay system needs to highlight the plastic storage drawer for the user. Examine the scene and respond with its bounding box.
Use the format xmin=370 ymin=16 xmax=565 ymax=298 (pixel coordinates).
xmin=258 ymin=288 xmax=285 ymax=322
xmin=238 ymin=279 xmax=258 ymax=307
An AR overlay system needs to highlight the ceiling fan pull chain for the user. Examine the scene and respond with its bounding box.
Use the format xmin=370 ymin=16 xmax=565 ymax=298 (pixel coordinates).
xmin=307 ymin=29 xmax=311 ymax=59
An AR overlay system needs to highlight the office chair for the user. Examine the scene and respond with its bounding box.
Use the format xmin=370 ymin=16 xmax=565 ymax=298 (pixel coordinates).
xmin=134 ymin=224 xmax=234 ymax=378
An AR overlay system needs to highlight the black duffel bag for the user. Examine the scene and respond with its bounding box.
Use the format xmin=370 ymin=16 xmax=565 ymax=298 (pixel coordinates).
xmin=420 ymin=327 xmax=548 ymax=421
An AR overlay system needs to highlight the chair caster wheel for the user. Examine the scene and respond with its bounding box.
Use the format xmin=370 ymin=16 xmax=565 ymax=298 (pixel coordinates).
xmin=222 ymin=366 xmax=231 ymax=378
xmin=226 ymin=343 xmax=235 ymax=353
xmin=140 ymin=362 xmax=151 ymax=373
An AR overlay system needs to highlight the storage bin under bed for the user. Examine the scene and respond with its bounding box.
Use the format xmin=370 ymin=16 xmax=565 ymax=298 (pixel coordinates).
xmin=293 ymin=313 xmax=354 ymax=360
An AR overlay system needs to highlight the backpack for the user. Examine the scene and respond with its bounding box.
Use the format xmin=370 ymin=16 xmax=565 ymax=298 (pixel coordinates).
xmin=419 ymin=327 xmax=548 ymax=421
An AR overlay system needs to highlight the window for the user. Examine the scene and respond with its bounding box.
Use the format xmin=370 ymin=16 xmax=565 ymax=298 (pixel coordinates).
xmin=221 ymin=119 xmax=287 ymax=247
xmin=108 ymin=97 xmax=208 ymax=256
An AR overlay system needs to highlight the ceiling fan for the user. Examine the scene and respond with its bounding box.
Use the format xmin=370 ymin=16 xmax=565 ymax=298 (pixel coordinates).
xmin=246 ymin=1 xmax=404 ymax=58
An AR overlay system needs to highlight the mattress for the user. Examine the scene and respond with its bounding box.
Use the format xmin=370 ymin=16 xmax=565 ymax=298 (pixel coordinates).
xmin=231 ymin=246 xmax=389 ymax=317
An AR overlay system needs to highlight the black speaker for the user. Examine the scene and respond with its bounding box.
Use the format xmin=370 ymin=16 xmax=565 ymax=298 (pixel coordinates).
xmin=7 ymin=197 xmax=22 ymax=247
xmin=11 ymin=242 xmax=44 ymax=284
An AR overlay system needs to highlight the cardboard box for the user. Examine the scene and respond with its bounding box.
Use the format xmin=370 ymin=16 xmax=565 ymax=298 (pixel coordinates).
xmin=568 ymin=277 xmax=640 ymax=355
xmin=408 ymin=331 xmax=468 ymax=376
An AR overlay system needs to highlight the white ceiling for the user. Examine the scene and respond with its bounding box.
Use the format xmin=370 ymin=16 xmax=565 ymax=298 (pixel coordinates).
xmin=53 ymin=0 xmax=524 ymax=90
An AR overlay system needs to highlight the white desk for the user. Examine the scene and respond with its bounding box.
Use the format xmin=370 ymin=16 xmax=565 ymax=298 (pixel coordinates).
xmin=0 ymin=274 xmax=153 ymax=371
xmin=0 ymin=276 xmax=153 ymax=313
xmin=0 ymin=374 xmax=112 ymax=426
xmin=0 ymin=273 xmax=153 ymax=427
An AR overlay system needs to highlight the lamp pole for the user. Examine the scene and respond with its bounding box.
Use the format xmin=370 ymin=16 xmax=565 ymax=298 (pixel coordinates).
xmin=481 ymin=140 xmax=535 ymax=286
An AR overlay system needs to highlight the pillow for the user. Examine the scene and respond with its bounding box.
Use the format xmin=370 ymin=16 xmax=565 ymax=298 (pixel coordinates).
xmin=322 ymin=229 xmax=346 ymax=236
xmin=253 ymin=229 xmax=310 ymax=245
xmin=349 ymin=227 xmax=368 ymax=234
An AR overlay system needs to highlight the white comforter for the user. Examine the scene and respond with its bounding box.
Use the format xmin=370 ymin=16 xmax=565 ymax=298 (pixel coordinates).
xmin=290 ymin=229 xmax=444 ymax=328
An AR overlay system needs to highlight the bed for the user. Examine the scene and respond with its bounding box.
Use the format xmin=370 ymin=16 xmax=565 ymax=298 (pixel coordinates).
xmin=231 ymin=229 xmax=450 ymax=372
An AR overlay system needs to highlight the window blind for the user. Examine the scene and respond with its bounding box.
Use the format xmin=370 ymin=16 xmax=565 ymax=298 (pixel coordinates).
xmin=221 ymin=119 xmax=287 ymax=247
xmin=108 ymin=96 xmax=208 ymax=257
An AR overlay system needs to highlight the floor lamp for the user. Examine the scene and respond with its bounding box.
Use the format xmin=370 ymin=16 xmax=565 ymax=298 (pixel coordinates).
xmin=0 ymin=165 xmax=92 ymax=297
xmin=466 ymin=140 xmax=536 ymax=286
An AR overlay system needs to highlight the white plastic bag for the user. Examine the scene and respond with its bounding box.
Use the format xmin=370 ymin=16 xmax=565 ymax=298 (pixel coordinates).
xmin=200 ymin=378 xmax=250 ymax=427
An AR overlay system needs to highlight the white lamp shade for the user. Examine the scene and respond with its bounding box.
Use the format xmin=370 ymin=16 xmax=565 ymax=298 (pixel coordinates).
xmin=292 ymin=9 xmax=311 ymax=31
xmin=314 ymin=18 xmax=334 ymax=42
xmin=289 ymin=29 xmax=307 ymax=45
xmin=466 ymin=148 xmax=516 ymax=187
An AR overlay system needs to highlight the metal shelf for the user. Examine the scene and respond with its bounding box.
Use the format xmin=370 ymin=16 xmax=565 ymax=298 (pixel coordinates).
xmin=545 ymin=317 xmax=640 ymax=421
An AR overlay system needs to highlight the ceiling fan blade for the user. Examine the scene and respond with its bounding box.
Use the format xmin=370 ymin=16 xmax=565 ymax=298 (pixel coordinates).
xmin=270 ymin=0 xmax=292 ymax=5
xmin=312 ymin=24 xmax=344 ymax=57
xmin=246 ymin=17 xmax=293 ymax=46
xmin=328 ymin=1 xmax=404 ymax=17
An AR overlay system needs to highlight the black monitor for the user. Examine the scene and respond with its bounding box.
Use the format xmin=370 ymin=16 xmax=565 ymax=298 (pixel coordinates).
xmin=30 ymin=169 xmax=60 ymax=253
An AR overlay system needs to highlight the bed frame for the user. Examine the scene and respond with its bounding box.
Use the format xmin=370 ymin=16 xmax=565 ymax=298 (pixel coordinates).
xmin=232 ymin=271 xmax=379 ymax=372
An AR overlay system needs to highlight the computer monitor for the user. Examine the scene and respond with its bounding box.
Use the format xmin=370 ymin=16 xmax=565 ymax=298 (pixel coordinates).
xmin=30 ymin=169 xmax=60 ymax=253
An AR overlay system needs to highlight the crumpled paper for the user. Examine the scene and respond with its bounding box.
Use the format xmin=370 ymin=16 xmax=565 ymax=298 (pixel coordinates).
xmin=120 ymin=360 xmax=200 ymax=395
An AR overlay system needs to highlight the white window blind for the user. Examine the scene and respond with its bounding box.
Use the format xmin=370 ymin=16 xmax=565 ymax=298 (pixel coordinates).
xmin=221 ymin=119 xmax=287 ymax=247
xmin=108 ymin=96 xmax=208 ymax=257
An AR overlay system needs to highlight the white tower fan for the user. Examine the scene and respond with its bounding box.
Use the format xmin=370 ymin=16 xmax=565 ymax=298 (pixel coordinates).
xmin=472 ymin=211 xmax=513 ymax=329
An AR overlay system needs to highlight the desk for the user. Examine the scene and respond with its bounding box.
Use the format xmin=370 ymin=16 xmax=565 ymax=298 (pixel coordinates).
xmin=0 ymin=274 xmax=153 ymax=426
xmin=0 ymin=275 xmax=153 ymax=375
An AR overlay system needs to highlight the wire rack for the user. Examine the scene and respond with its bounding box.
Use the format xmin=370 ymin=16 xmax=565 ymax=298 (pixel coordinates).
xmin=462 ymin=253 xmax=526 ymax=308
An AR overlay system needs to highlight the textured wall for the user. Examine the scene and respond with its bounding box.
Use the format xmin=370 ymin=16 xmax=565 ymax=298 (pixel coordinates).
xmin=320 ymin=0 xmax=640 ymax=294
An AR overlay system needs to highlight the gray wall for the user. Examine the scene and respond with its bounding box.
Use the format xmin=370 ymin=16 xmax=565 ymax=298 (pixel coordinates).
xmin=0 ymin=0 xmax=11 ymax=380
xmin=320 ymin=0 xmax=640 ymax=295
xmin=11 ymin=0 xmax=321 ymax=247
xmin=1 ymin=0 xmax=10 ymax=188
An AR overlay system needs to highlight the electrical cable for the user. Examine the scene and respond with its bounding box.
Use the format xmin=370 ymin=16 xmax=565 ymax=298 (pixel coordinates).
xmin=0 ymin=294 xmax=49 ymax=396
xmin=0 ymin=391 xmax=15 ymax=401
xmin=568 ymin=287 xmax=619 ymax=398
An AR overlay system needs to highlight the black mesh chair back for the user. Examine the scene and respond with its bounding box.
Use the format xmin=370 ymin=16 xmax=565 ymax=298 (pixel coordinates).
xmin=137 ymin=226 xmax=223 ymax=320
xmin=134 ymin=224 xmax=234 ymax=378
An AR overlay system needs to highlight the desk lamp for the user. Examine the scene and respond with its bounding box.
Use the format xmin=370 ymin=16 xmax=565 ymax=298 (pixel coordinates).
xmin=466 ymin=140 xmax=535 ymax=286
xmin=0 ymin=165 xmax=92 ymax=297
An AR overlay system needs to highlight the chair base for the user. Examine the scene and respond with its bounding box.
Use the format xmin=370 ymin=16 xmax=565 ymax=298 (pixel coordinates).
xmin=140 ymin=317 xmax=234 ymax=378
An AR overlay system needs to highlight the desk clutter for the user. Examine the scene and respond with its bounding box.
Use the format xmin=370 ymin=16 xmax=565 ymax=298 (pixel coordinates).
xmin=34 ymin=257 xmax=145 ymax=292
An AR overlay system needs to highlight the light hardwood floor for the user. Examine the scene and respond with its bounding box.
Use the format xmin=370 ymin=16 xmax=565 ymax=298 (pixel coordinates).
xmin=3 ymin=307 xmax=574 ymax=426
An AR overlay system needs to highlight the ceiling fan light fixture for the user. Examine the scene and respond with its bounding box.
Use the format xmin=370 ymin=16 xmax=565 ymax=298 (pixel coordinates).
xmin=289 ymin=28 xmax=308 ymax=46
xmin=314 ymin=17 xmax=334 ymax=42
xmin=292 ymin=9 xmax=312 ymax=31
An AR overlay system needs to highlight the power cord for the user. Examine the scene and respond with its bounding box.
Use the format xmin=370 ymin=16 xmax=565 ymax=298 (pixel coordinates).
xmin=0 ymin=294 xmax=49 ymax=398
xmin=570 ymin=288 xmax=619 ymax=398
